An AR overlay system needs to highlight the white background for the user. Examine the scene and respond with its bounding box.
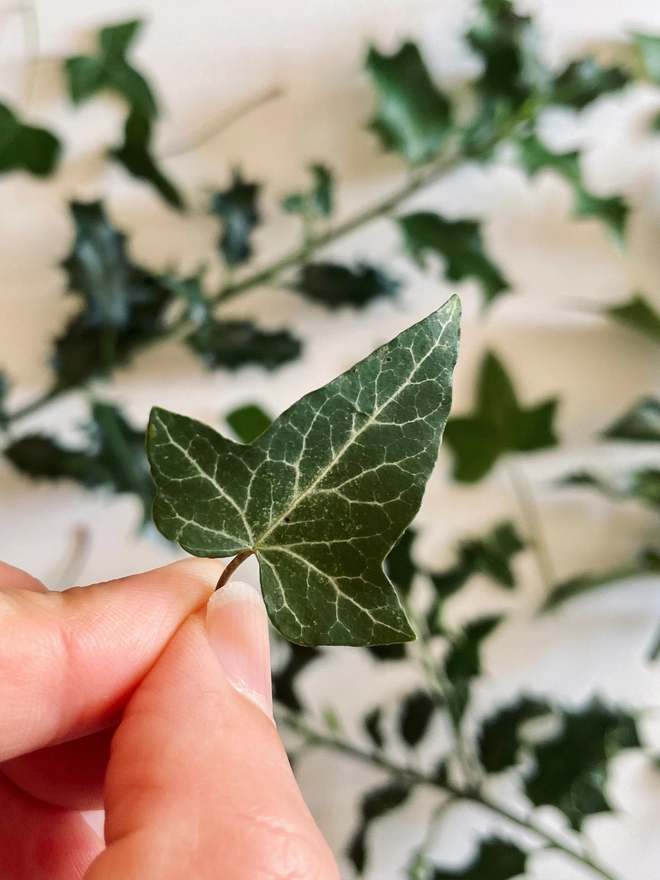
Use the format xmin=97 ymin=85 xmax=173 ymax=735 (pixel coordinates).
xmin=1 ymin=0 xmax=660 ymax=876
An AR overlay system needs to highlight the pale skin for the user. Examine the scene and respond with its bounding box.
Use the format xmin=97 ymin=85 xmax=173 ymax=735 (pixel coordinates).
xmin=0 ymin=558 xmax=340 ymax=880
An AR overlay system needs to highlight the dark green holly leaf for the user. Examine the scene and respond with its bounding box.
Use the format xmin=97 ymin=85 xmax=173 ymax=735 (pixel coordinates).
xmin=478 ymin=697 xmax=550 ymax=773
xmin=632 ymin=33 xmax=660 ymax=86
xmin=226 ymin=404 xmax=272 ymax=445
xmin=367 ymin=642 xmax=407 ymax=661
xmin=296 ymin=262 xmax=399 ymax=310
xmin=0 ymin=372 xmax=9 ymax=428
xmin=399 ymin=690 xmax=437 ymax=747
xmin=443 ymin=351 xmax=558 ymax=483
xmin=110 ymin=110 xmax=184 ymax=210
xmin=517 ymin=134 xmax=629 ymax=245
xmin=365 ymin=42 xmax=452 ymax=166
xmin=433 ymin=837 xmax=527 ymax=880
xmin=348 ymin=780 xmax=413 ymax=873
xmin=4 ymin=434 xmax=108 ymax=486
xmin=632 ymin=468 xmax=660 ymax=509
xmin=0 ymin=103 xmax=61 ymax=177
xmin=271 ymin=643 xmax=321 ymax=712
xmin=606 ymin=294 xmax=660 ymax=344
xmin=603 ymin=397 xmax=660 ymax=442
xmin=186 ymin=320 xmax=302 ymax=371
xmin=525 ymin=700 xmax=640 ymax=829
xmin=549 ymin=58 xmax=629 ymax=109
xmin=364 ymin=707 xmax=385 ymax=749
xmin=147 ymin=297 xmax=461 ymax=647
xmin=210 ymin=171 xmax=260 ymax=267
xmin=399 ymin=213 xmax=509 ymax=306
xmin=282 ymin=163 xmax=334 ymax=219
xmin=542 ymin=551 xmax=660 ymax=611
xmin=385 ymin=528 xmax=417 ymax=599
xmin=65 ymin=19 xmax=157 ymax=120
xmin=444 ymin=616 xmax=501 ymax=723
xmin=161 ymin=272 xmax=211 ymax=325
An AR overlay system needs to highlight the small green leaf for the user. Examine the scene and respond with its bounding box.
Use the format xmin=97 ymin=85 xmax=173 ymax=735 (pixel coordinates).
xmin=478 ymin=697 xmax=550 ymax=773
xmin=0 ymin=372 xmax=9 ymax=428
xmin=147 ymin=296 xmax=461 ymax=647
xmin=443 ymin=352 xmax=558 ymax=483
xmin=632 ymin=33 xmax=660 ymax=85
xmin=296 ymin=262 xmax=399 ymax=310
xmin=210 ymin=171 xmax=260 ymax=266
xmin=549 ymin=58 xmax=629 ymax=109
xmin=226 ymin=404 xmax=272 ymax=444
xmin=4 ymin=435 xmax=108 ymax=486
xmin=385 ymin=528 xmax=417 ymax=599
xmin=603 ymin=397 xmax=660 ymax=442
xmin=0 ymin=103 xmax=61 ymax=178
xmin=365 ymin=42 xmax=452 ymax=166
xmin=606 ymin=294 xmax=660 ymax=344
xmin=282 ymin=163 xmax=335 ymax=219
xmin=186 ymin=320 xmax=302 ymax=371
xmin=399 ymin=213 xmax=509 ymax=306
xmin=399 ymin=690 xmax=437 ymax=746
xmin=271 ymin=642 xmax=321 ymax=712
xmin=525 ymin=700 xmax=640 ymax=829
xmin=110 ymin=110 xmax=184 ymax=210
xmin=432 ymin=837 xmax=527 ymax=880
xmin=364 ymin=707 xmax=385 ymax=748
xmin=348 ymin=780 xmax=413 ymax=873
xmin=632 ymin=468 xmax=660 ymax=509
xmin=444 ymin=616 xmax=501 ymax=723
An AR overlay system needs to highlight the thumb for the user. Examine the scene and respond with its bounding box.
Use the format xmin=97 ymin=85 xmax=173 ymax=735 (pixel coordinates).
xmin=84 ymin=582 xmax=339 ymax=880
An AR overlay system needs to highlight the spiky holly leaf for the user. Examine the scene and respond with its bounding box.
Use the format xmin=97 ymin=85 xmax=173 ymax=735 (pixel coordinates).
xmin=365 ymin=42 xmax=452 ymax=165
xmin=282 ymin=163 xmax=334 ymax=218
xmin=549 ymin=58 xmax=629 ymax=109
xmin=399 ymin=690 xmax=437 ymax=746
xmin=444 ymin=615 xmax=501 ymax=723
xmin=478 ymin=697 xmax=550 ymax=773
xmin=296 ymin=262 xmax=399 ymax=310
xmin=603 ymin=397 xmax=660 ymax=442
xmin=347 ymin=780 xmax=413 ymax=873
xmin=271 ymin=642 xmax=321 ymax=712
xmin=186 ymin=320 xmax=301 ymax=371
xmin=0 ymin=103 xmax=61 ymax=177
xmin=607 ymin=294 xmax=660 ymax=344
xmin=210 ymin=171 xmax=260 ymax=266
xmin=432 ymin=838 xmax=527 ymax=880
xmin=364 ymin=707 xmax=385 ymax=749
xmin=399 ymin=213 xmax=509 ymax=306
xmin=443 ymin=352 xmax=558 ymax=483
xmin=147 ymin=297 xmax=461 ymax=647
xmin=0 ymin=372 xmax=9 ymax=428
xmin=226 ymin=404 xmax=272 ymax=445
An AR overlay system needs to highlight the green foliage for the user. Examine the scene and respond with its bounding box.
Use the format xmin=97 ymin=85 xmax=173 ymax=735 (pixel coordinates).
xmin=606 ymin=293 xmax=660 ymax=343
xmin=0 ymin=372 xmax=9 ymax=428
xmin=296 ymin=262 xmax=399 ymax=309
xmin=365 ymin=42 xmax=452 ymax=165
xmin=0 ymin=103 xmax=61 ymax=177
xmin=348 ymin=779 xmax=413 ymax=873
xmin=271 ymin=643 xmax=321 ymax=712
xmin=603 ymin=397 xmax=660 ymax=442
xmin=525 ymin=700 xmax=640 ymax=829
xmin=147 ymin=298 xmax=460 ymax=646
xmin=364 ymin=707 xmax=385 ymax=748
xmin=385 ymin=528 xmax=417 ymax=599
xmin=549 ymin=58 xmax=630 ymax=109
xmin=432 ymin=838 xmax=527 ymax=880
xmin=443 ymin=352 xmax=558 ymax=482
xmin=226 ymin=404 xmax=272 ymax=444
xmin=399 ymin=691 xmax=438 ymax=746
xmin=398 ymin=213 xmax=509 ymax=306
xmin=282 ymin=163 xmax=334 ymax=219
xmin=186 ymin=320 xmax=301 ymax=371
xmin=632 ymin=33 xmax=660 ymax=85
xmin=210 ymin=171 xmax=261 ymax=266
xmin=444 ymin=615 xmax=501 ymax=723
xmin=478 ymin=697 xmax=550 ymax=773
xmin=542 ymin=551 xmax=660 ymax=611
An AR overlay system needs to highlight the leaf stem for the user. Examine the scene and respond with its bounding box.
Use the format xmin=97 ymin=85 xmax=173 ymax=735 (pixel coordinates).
xmin=215 ymin=549 xmax=254 ymax=590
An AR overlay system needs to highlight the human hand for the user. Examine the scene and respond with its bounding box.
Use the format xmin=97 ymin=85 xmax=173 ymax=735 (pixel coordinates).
xmin=0 ymin=559 xmax=339 ymax=880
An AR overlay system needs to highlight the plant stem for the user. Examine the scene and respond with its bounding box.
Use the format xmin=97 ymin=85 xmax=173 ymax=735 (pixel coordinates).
xmin=215 ymin=549 xmax=253 ymax=590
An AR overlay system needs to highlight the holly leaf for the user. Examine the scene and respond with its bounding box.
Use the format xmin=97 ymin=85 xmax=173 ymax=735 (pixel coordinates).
xmin=147 ymin=296 xmax=461 ymax=647
xmin=347 ymin=780 xmax=413 ymax=873
xmin=443 ymin=352 xmax=558 ymax=483
xmin=0 ymin=103 xmax=61 ymax=177
xmin=0 ymin=372 xmax=9 ymax=428
xmin=186 ymin=320 xmax=302 ymax=371
xmin=517 ymin=134 xmax=629 ymax=245
xmin=632 ymin=33 xmax=660 ymax=86
xmin=603 ymin=397 xmax=660 ymax=442
xmin=432 ymin=838 xmax=527 ymax=880
xmin=271 ymin=642 xmax=321 ymax=712
xmin=110 ymin=110 xmax=184 ymax=209
xmin=606 ymin=294 xmax=660 ymax=344
xmin=65 ymin=19 xmax=157 ymax=119
xmin=632 ymin=468 xmax=660 ymax=509
xmin=364 ymin=707 xmax=385 ymax=749
xmin=296 ymin=262 xmax=399 ymax=310
xmin=226 ymin=404 xmax=272 ymax=444
xmin=365 ymin=42 xmax=452 ymax=166
xmin=549 ymin=58 xmax=629 ymax=109
xmin=399 ymin=690 xmax=437 ymax=747
xmin=282 ymin=163 xmax=334 ymax=219
xmin=444 ymin=616 xmax=501 ymax=723
xmin=478 ymin=697 xmax=550 ymax=773
xmin=210 ymin=171 xmax=260 ymax=266
xmin=399 ymin=213 xmax=509 ymax=306
xmin=525 ymin=700 xmax=640 ymax=829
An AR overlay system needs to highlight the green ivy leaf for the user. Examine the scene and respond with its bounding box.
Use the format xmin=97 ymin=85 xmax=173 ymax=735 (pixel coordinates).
xmin=282 ymin=163 xmax=334 ymax=219
xmin=147 ymin=297 xmax=461 ymax=647
xmin=109 ymin=110 xmax=184 ymax=210
xmin=443 ymin=352 xmax=558 ymax=483
xmin=606 ymin=294 xmax=660 ymax=344
xmin=432 ymin=838 xmax=527 ymax=880
xmin=0 ymin=103 xmax=61 ymax=177
xmin=364 ymin=707 xmax=385 ymax=748
xmin=632 ymin=468 xmax=660 ymax=509
xmin=399 ymin=213 xmax=509 ymax=306
xmin=296 ymin=262 xmax=399 ymax=310
xmin=226 ymin=404 xmax=272 ymax=444
xmin=399 ymin=690 xmax=437 ymax=746
xmin=186 ymin=320 xmax=302 ymax=371
xmin=603 ymin=397 xmax=660 ymax=442
xmin=517 ymin=134 xmax=629 ymax=245
xmin=0 ymin=372 xmax=9 ymax=428
xmin=549 ymin=58 xmax=629 ymax=109
xmin=525 ymin=700 xmax=640 ymax=829
xmin=478 ymin=697 xmax=550 ymax=773
xmin=444 ymin=615 xmax=501 ymax=723
xmin=65 ymin=19 xmax=157 ymax=119
xmin=348 ymin=780 xmax=413 ymax=873
xmin=210 ymin=171 xmax=261 ymax=267
xmin=365 ymin=42 xmax=452 ymax=166
xmin=632 ymin=33 xmax=660 ymax=86
xmin=271 ymin=642 xmax=321 ymax=712
xmin=4 ymin=435 xmax=109 ymax=487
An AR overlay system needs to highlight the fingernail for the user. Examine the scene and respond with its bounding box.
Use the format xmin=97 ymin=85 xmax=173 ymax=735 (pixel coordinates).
xmin=206 ymin=581 xmax=273 ymax=718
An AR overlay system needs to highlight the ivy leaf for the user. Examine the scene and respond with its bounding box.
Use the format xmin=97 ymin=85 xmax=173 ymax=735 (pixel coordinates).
xmin=282 ymin=163 xmax=334 ymax=219
xmin=632 ymin=468 xmax=660 ymax=509
xmin=525 ymin=700 xmax=640 ymax=829
xmin=432 ymin=838 xmax=527 ymax=880
xmin=4 ymin=435 xmax=109 ymax=487
xmin=478 ymin=697 xmax=550 ymax=773
xmin=210 ymin=171 xmax=260 ymax=267
xmin=347 ymin=780 xmax=413 ymax=873
xmin=549 ymin=58 xmax=629 ymax=109
xmin=109 ymin=110 xmax=184 ymax=210
xmin=147 ymin=296 xmax=461 ymax=647
xmin=226 ymin=404 xmax=272 ymax=444
xmin=632 ymin=33 xmax=660 ymax=86
xmin=0 ymin=103 xmax=61 ymax=177
xmin=365 ymin=42 xmax=452 ymax=166
xmin=364 ymin=707 xmax=385 ymax=749
xmin=399 ymin=690 xmax=437 ymax=746
xmin=296 ymin=262 xmax=399 ymax=310
xmin=186 ymin=320 xmax=302 ymax=371
xmin=603 ymin=397 xmax=660 ymax=442
xmin=0 ymin=372 xmax=9 ymax=428
xmin=517 ymin=134 xmax=629 ymax=245
xmin=444 ymin=616 xmax=501 ymax=723
xmin=606 ymin=294 xmax=660 ymax=344
xmin=542 ymin=551 xmax=660 ymax=611
xmin=271 ymin=642 xmax=321 ymax=712
xmin=443 ymin=351 xmax=558 ymax=483
xmin=399 ymin=213 xmax=509 ymax=306
xmin=65 ymin=19 xmax=158 ymax=119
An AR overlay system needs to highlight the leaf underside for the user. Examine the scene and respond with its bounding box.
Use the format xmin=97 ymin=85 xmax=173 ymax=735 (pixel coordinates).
xmin=147 ymin=296 xmax=461 ymax=647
